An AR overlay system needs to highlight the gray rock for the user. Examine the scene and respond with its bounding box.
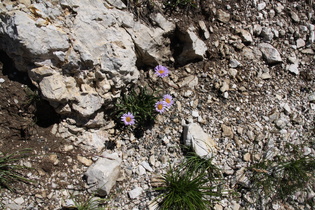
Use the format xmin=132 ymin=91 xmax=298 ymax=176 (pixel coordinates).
xmin=257 ymin=2 xmax=266 ymax=11
xmin=128 ymin=187 xmax=143 ymax=199
xmin=290 ymin=11 xmax=300 ymax=23
xmin=258 ymin=43 xmax=282 ymax=64
xmin=176 ymin=26 xmax=207 ymax=66
xmin=72 ymin=93 xmax=104 ymax=117
xmin=261 ymin=27 xmax=274 ymax=42
xmin=217 ymin=9 xmax=230 ymax=23
xmin=229 ymin=58 xmax=241 ymax=68
xmin=85 ymin=152 xmax=122 ymax=196
xmin=106 ymin=0 xmax=126 ymax=9
xmin=141 ymin=161 xmax=154 ymax=172
xmin=286 ymin=63 xmax=299 ymax=75
xmin=296 ymin=38 xmax=305 ymax=48
xmin=237 ymin=29 xmax=253 ymax=44
xmin=0 ymin=0 xmax=175 ymax=122
xmin=253 ymin=24 xmax=262 ymax=36
xmin=308 ymin=93 xmax=315 ymax=102
xmin=198 ymin=20 xmax=210 ymax=39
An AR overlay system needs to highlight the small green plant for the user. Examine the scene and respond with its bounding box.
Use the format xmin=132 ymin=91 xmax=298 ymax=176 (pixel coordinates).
xmin=154 ymin=152 xmax=224 ymax=210
xmin=246 ymin=141 xmax=315 ymax=208
xmin=23 ymin=87 xmax=40 ymax=109
xmin=115 ymin=65 xmax=174 ymax=133
xmin=71 ymin=194 xmax=108 ymax=210
xmin=115 ymin=86 xmax=159 ymax=128
xmin=0 ymin=149 xmax=33 ymax=191
xmin=249 ymin=156 xmax=315 ymax=201
xmin=163 ymin=0 xmax=198 ymax=10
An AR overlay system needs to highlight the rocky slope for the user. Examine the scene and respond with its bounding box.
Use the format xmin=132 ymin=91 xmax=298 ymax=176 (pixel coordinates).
xmin=0 ymin=0 xmax=314 ymax=209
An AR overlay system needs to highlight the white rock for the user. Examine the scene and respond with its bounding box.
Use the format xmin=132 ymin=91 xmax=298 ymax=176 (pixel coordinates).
xmin=257 ymin=2 xmax=266 ymax=11
xmin=308 ymin=93 xmax=315 ymax=102
xmin=261 ymin=27 xmax=274 ymax=42
xmin=153 ymin=13 xmax=176 ymax=32
xmin=105 ymin=0 xmax=126 ymax=9
xmin=199 ymin=20 xmax=210 ymax=39
xmin=176 ymin=26 xmax=207 ymax=65
xmin=286 ymin=63 xmax=299 ymax=75
xmin=303 ymin=146 xmax=312 ymax=156
xmin=281 ymin=103 xmax=291 ymax=114
xmin=85 ymin=152 xmax=122 ymax=196
xmin=0 ymin=78 xmax=5 ymax=83
xmin=138 ymin=165 xmax=146 ymax=175
xmin=182 ymin=123 xmax=217 ymax=158
xmin=229 ymin=58 xmax=241 ymax=68
xmin=290 ymin=11 xmax=300 ymax=23
xmin=296 ymin=38 xmax=306 ymax=48
xmin=253 ymin=24 xmax=262 ymax=36
xmin=14 ymin=197 xmax=24 ymax=205
xmin=39 ymin=74 xmax=69 ymax=103
xmin=260 ymin=72 xmax=272 ymax=79
xmin=192 ymin=110 xmax=199 ymax=118
xmin=258 ymin=43 xmax=282 ymax=64
xmin=128 ymin=187 xmax=143 ymax=199
xmin=0 ymin=10 xmax=69 ymax=71
xmin=229 ymin=68 xmax=238 ymax=77
xmin=141 ymin=161 xmax=154 ymax=172
xmin=72 ymin=93 xmax=104 ymax=117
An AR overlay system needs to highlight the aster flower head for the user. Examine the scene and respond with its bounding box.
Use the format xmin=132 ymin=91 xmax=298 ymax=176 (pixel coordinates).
xmin=154 ymin=65 xmax=169 ymax=78
xmin=121 ymin=112 xmax=136 ymax=125
xmin=155 ymin=101 xmax=167 ymax=113
xmin=163 ymin=94 xmax=174 ymax=107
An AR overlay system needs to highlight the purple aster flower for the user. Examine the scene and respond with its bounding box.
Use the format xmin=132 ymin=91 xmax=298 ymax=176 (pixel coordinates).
xmin=121 ymin=112 xmax=136 ymax=125
xmin=163 ymin=94 xmax=174 ymax=107
xmin=155 ymin=101 xmax=167 ymax=113
xmin=154 ymin=65 xmax=169 ymax=78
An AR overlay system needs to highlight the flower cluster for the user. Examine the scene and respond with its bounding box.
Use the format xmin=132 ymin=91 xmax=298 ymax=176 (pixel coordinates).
xmin=120 ymin=65 xmax=173 ymax=126
xmin=155 ymin=94 xmax=174 ymax=114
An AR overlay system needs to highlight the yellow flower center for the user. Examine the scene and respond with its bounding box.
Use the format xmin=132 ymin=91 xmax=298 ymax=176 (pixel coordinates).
xmin=157 ymin=104 xmax=164 ymax=110
xmin=125 ymin=116 xmax=132 ymax=122
xmin=158 ymin=69 xmax=165 ymax=74
xmin=165 ymin=98 xmax=171 ymax=104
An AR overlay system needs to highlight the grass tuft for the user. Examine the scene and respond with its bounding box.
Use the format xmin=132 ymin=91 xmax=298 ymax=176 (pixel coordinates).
xmin=163 ymin=0 xmax=198 ymax=11
xmin=70 ymin=193 xmax=108 ymax=210
xmin=246 ymin=143 xmax=315 ymax=207
xmin=154 ymin=152 xmax=225 ymax=209
xmin=0 ymin=149 xmax=33 ymax=191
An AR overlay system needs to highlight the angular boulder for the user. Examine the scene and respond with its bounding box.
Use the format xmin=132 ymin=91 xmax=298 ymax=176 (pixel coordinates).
xmin=182 ymin=123 xmax=217 ymax=159
xmin=258 ymin=43 xmax=282 ymax=64
xmin=84 ymin=152 xmax=122 ymax=196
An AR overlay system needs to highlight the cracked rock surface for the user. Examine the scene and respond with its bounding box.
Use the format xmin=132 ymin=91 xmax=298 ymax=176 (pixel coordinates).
xmin=0 ymin=0 xmax=314 ymax=209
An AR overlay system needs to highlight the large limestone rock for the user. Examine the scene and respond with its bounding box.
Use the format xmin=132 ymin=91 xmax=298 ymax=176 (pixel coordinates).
xmin=182 ymin=123 xmax=217 ymax=159
xmin=0 ymin=0 xmax=175 ymax=125
xmin=0 ymin=0 xmax=208 ymax=152
xmin=176 ymin=26 xmax=208 ymax=66
xmin=84 ymin=152 xmax=122 ymax=196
